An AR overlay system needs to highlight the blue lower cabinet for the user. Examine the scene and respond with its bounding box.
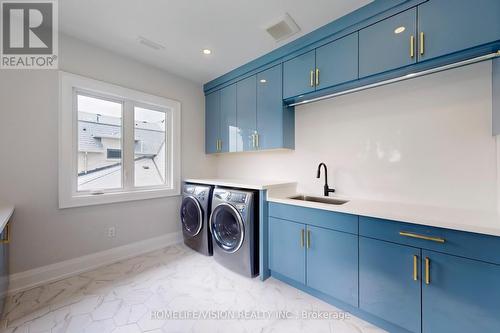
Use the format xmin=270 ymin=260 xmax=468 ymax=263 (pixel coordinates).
xmin=422 ymin=250 xmax=500 ymax=333
xmin=359 ymin=237 xmax=421 ymax=333
xmin=306 ymin=225 xmax=358 ymax=307
xmin=268 ymin=217 xmax=306 ymax=284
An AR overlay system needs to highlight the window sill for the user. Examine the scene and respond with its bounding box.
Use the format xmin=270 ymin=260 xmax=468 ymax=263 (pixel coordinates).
xmin=59 ymin=187 xmax=180 ymax=209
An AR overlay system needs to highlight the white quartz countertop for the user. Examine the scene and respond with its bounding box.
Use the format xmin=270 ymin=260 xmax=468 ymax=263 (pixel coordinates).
xmin=0 ymin=204 xmax=14 ymax=234
xmin=267 ymin=194 xmax=500 ymax=237
xmin=184 ymin=178 xmax=297 ymax=190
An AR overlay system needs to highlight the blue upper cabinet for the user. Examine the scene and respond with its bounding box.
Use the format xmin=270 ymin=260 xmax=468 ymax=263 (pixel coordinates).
xmin=236 ymin=76 xmax=257 ymax=152
xmin=418 ymin=0 xmax=500 ymax=62
xmin=220 ymin=84 xmax=237 ymax=153
xmin=421 ymin=250 xmax=500 ymax=333
xmin=205 ymin=91 xmax=220 ymax=154
xmin=316 ymin=33 xmax=359 ymax=89
xmin=256 ymin=65 xmax=293 ymax=150
xmin=359 ymin=237 xmax=421 ymax=333
xmin=268 ymin=217 xmax=306 ymax=284
xmin=359 ymin=8 xmax=417 ymax=78
xmin=306 ymin=225 xmax=358 ymax=307
xmin=283 ymin=50 xmax=316 ymax=99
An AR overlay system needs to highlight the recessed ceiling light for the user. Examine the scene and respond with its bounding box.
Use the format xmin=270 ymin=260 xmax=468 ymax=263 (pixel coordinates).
xmin=259 ymin=79 xmax=267 ymax=83
xmin=394 ymin=26 xmax=406 ymax=34
xmin=202 ymin=49 xmax=212 ymax=55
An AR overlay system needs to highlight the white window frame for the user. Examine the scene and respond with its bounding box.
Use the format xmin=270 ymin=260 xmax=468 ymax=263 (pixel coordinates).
xmin=59 ymin=72 xmax=181 ymax=208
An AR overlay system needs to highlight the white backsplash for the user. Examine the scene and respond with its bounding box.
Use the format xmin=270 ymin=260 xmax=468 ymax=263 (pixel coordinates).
xmin=215 ymin=61 xmax=497 ymax=212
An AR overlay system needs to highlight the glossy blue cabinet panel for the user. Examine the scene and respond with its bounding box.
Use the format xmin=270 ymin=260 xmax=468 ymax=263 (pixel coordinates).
xmin=283 ymin=50 xmax=316 ymax=99
xmin=269 ymin=202 xmax=358 ymax=235
xmin=306 ymin=225 xmax=358 ymax=307
xmin=236 ymin=75 xmax=257 ymax=152
xmin=219 ymin=84 xmax=237 ymax=153
xmin=422 ymin=251 xmax=500 ymax=333
xmin=205 ymin=91 xmax=220 ymax=154
xmin=316 ymin=33 xmax=359 ymax=89
xmin=257 ymin=65 xmax=284 ymax=150
xmin=359 ymin=8 xmax=417 ymax=78
xmin=268 ymin=217 xmax=306 ymax=284
xmin=359 ymin=237 xmax=421 ymax=333
xmin=418 ymin=0 xmax=500 ymax=62
xmin=359 ymin=216 xmax=500 ymax=265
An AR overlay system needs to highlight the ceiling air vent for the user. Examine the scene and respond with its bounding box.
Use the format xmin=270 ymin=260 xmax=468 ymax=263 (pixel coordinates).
xmin=138 ymin=36 xmax=165 ymax=51
xmin=265 ymin=13 xmax=300 ymax=42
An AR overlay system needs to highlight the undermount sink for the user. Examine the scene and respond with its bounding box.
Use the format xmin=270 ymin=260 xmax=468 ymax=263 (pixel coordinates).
xmin=288 ymin=195 xmax=349 ymax=205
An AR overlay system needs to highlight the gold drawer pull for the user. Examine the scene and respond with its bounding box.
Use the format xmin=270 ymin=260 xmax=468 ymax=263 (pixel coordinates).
xmin=425 ymin=257 xmax=430 ymax=285
xmin=300 ymin=229 xmax=305 ymax=248
xmin=410 ymin=35 xmax=415 ymax=58
xmin=306 ymin=229 xmax=311 ymax=249
xmin=310 ymin=70 xmax=314 ymax=87
xmin=413 ymin=255 xmax=418 ymax=281
xmin=315 ymin=68 xmax=320 ymax=86
xmin=420 ymin=32 xmax=425 ymax=55
xmin=1 ymin=223 xmax=10 ymax=244
xmin=399 ymin=231 xmax=445 ymax=243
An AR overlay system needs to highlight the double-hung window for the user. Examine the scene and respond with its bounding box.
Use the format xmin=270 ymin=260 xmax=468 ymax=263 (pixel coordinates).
xmin=59 ymin=72 xmax=181 ymax=208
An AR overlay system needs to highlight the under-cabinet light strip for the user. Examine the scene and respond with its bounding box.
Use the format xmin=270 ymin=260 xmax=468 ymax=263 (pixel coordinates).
xmin=289 ymin=51 xmax=500 ymax=107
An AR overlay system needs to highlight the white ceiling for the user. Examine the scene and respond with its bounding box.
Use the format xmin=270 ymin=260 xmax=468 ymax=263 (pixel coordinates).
xmin=60 ymin=0 xmax=372 ymax=84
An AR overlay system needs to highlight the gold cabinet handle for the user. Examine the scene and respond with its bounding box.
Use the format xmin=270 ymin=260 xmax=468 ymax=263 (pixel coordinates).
xmin=306 ymin=229 xmax=311 ymax=248
xmin=251 ymin=134 xmax=255 ymax=148
xmin=413 ymin=255 xmax=418 ymax=281
xmin=315 ymin=68 xmax=320 ymax=86
xmin=399 ymin=231 xmax=445 ymax=243
xmin=300 ymin=229 xmax=305 ymax=248
xmin=216 ymin=140 xmax=219 ymax=151
xmin=310 ymin=70 xmax=314 ymax=87
xmin=0 ymin=223 xmax=10 ymax=244
xmin=255 ymin=133 xmax=259 ymax=148
xmin=425 ymin=257 xmax=430 ymax=285
xmin=420 ymin=32 xmax=425 ymax=55
xmin=410 ymin=35 xmax=415 ymax=58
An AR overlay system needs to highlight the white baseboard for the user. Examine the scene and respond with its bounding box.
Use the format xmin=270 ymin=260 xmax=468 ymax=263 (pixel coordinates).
xmin=8 ymin=231 xmax=183 ymax=295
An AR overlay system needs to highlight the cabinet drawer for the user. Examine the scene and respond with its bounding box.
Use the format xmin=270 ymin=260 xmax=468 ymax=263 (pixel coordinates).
xmin=359 ymin=216 xmax=500 ymax=265
xmin=269 ymin=202 xmax=358 ymax=235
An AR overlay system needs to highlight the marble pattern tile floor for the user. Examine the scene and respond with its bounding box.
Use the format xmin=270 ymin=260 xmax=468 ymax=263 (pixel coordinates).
xmin=1 ymin=244 xmax=387 ymax=333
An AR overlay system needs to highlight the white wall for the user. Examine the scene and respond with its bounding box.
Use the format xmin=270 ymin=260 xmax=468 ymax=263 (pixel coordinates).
xmin=0 ymin=34 xmax=216 ymax=273
xmin=215 ymin=62 xmax=497 ymax=212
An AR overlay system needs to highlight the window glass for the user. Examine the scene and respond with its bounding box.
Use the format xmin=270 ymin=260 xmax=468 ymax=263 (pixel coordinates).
xmin=134 ymin=107 xmax=167 ymax=187
xmin=77 ymin=94 xmax=123 ymax=191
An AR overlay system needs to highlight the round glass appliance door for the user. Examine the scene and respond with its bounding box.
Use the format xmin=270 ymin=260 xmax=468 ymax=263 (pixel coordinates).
xmin=181 ymin=196 xmax=203 ymax=237
xmin=210 ymin=203 xmax=244 ymax=253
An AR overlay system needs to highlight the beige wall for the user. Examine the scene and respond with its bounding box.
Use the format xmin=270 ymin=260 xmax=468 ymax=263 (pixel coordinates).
xmin=0 ymin=34 xmax=216 ymax=273
xmin=214 ymin=62 xmax=498 ymax=212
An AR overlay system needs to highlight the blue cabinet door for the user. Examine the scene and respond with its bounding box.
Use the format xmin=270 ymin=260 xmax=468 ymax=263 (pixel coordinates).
xmin=359 ymin=8 xmax=417 ymax=78
xmin=359 ymin=237 xmax=421 ymax=333
xmin=269 ymin=217 xmax=306 ymax=284
xmin=418 ymin=0 xmax=500 ymax=62
xmin=422 ymin=251 xmax=500 ymax=333
xmin=205 ymin=91 xmax=220 ymax=154
xmin=306 ymin=225 xmax=358 ymax=307
xmin=316 ymin=33 xmax=359 ymax=89
xmin=283 ymin=50 xmax=316 ymax=99
xmin=236 ymin=75 xmax=257 ymax=152
xmin=257 ymin=65 xmax=284 ymax=150
xmin=220 ymin=84 xmax=237 ymax=153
